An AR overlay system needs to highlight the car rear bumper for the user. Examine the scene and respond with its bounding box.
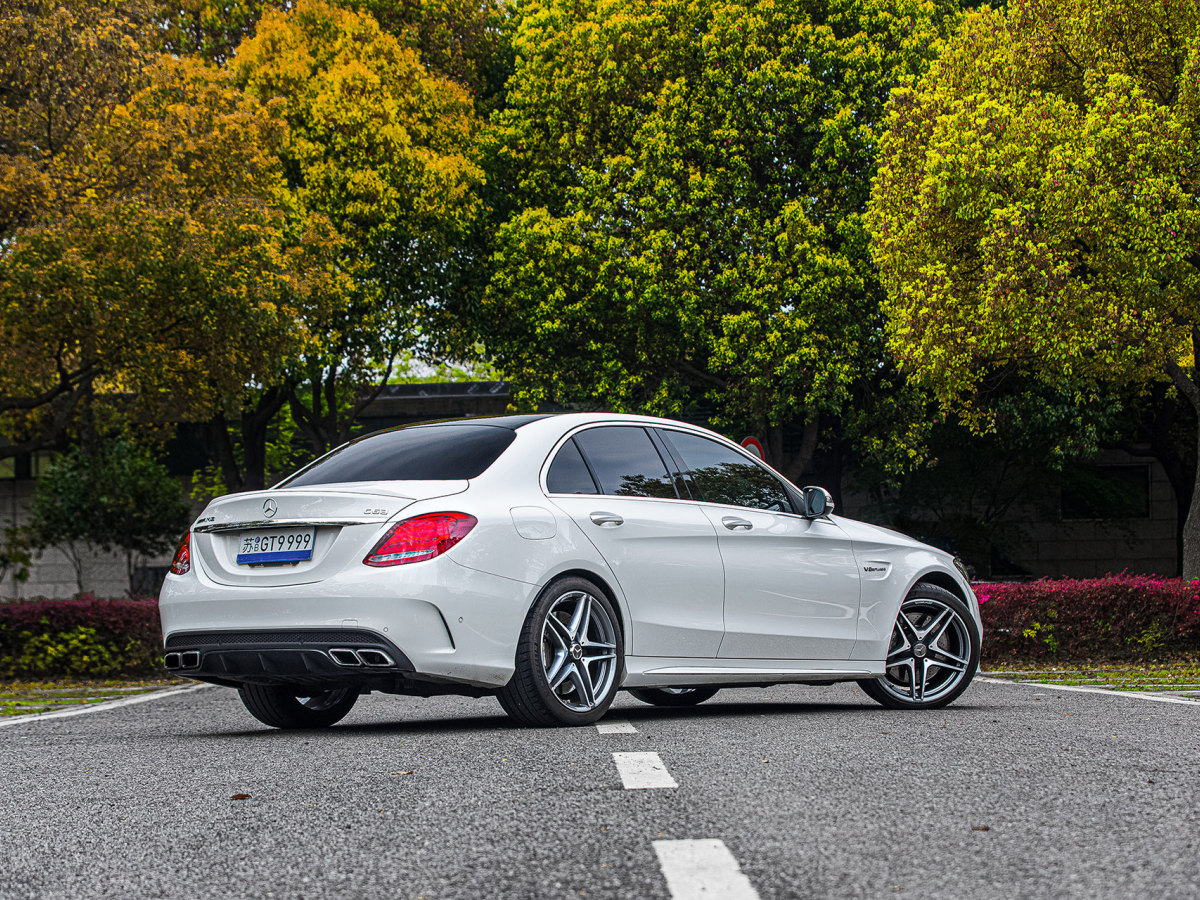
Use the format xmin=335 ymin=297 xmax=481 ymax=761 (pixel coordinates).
xmin=163 ymin=627 xmax=416 ymax=689
xmin=159 ymin=556 xmax=536 ymax=689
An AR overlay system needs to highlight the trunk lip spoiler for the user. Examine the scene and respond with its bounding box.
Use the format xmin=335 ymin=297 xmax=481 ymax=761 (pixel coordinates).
xmin=193 ymin=518 xmax=385 ymax=534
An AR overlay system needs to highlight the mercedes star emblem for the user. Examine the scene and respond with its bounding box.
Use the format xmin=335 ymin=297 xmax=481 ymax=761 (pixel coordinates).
xmin=263 ymin=498 xmax=278 ymax=518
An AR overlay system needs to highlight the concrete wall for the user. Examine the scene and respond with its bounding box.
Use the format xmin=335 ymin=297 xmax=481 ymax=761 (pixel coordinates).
xmin=843 ymin=448 xmax=1179 ymax=579
xmin=1017 ymin=451 xmax=1178 ymax=578
xmin=0 ymin=478 xmax=177 ymax=599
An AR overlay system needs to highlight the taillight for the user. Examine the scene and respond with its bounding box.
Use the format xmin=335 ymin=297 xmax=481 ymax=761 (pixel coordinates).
xmin=363 ymin=513 xmax=477 ymax=567
xmin=170 ymin=533 xmax=191 ymax=575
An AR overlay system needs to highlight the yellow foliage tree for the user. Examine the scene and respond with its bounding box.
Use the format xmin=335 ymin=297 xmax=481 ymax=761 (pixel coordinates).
xmin=0 ymin=54 xmax=307 ymax=456
xmin=231 ymin=0 xmax=484 ymax=457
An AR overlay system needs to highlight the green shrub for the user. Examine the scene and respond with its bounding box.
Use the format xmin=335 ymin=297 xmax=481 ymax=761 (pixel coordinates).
xmin=0 ymin=597 xmax=161 ymax=678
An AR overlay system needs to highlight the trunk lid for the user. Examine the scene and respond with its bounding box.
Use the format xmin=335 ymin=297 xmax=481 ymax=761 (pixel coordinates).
xmin=191 ymin=481 xmax=468 ymax=587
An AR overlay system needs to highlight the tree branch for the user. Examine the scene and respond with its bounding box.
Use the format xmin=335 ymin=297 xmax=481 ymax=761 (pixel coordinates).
xmin=1164 ymin=358 xmax=1200 ymax=408
xmin=678 ymin=361 xmax=726 ymax=389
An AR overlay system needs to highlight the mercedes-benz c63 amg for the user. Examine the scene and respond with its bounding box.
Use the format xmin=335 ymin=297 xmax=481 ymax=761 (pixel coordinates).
xmin=160 ymin=414 xmax=981 ymax=728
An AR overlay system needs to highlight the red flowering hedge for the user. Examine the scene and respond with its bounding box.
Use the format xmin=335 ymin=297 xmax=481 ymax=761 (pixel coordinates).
xmin=0 ymin=596 xmax=162 ymax=678
xmin=977 ymin=575 xmax=1200 ymax=662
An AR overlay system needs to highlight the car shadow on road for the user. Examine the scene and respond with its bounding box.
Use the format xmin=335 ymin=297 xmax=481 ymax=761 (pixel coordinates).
xmin=181 ymin=697 xmax=893 ymax=739
xmin=615 ymin=699 xmax=870 ymax=722
xmin=175 ymin=688 xmax=989 ymax=739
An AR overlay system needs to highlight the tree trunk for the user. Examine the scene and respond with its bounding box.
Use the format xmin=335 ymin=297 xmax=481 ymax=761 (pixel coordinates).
xmin=1125 ymin=382 xmax=1196 ymax=577
xmin=65 ymin=542 xmax=85 ymax=596
xmin=1164 ymin=358 xmax=1200 ymax=579
xmin=206 ymin=412 xmax=244 ymax=494
xmin=240 ymin=387 xmax=289 ymax=491
xmin=1182 ymin=425 xmax=1200 ymax=580
xmin=289 ymin=356 xmax=395 ymax=458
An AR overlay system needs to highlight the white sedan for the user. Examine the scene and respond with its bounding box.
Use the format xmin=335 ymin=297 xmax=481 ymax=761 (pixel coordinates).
xmin=160 ymin=413 xmax=981 ymax=728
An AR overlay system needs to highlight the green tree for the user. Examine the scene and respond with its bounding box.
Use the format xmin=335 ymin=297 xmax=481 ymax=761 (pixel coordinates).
xmin=230 ymin=0 xmax=485 ymax=462
xmin=0 ymin=525 xmax=32 ymax=595
xmin=854 ymin=382 xmax=1119 ymax=576
xmin=481 ymin=0 xmax=959 ymax=478
xmin=868 ymin=0 xmax=1200 ymax=576
xmin=160 ymin=0 xmax=512 ymax=109
xmin=158 ymin=0 xmax=283 ymax=65
xmin=28 ymin=441 xmax=191 ymax=594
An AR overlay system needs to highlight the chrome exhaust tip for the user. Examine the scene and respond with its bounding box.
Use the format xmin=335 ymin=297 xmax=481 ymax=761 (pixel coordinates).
xmin=163 ymin=652 xmax=182 ymax=669
xmin=356 ymin=649 xmax=394 ymax=667
xmin=329 ymin=648 xmax=362 ymax=667
xmin=180 ymin=651 xmax=200 ymax=669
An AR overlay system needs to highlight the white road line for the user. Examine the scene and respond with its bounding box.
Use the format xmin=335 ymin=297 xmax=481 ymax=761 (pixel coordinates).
xmin=613 ymin=751 xmax=677 ymax=789
xmin=978 ymin=677 xmax=1200 ymax=706
xmin=653 ymin=839 xmax=760 ymax=900
xmin=0 ymin=684 xmax=212 ymax=729
xmin=596 ymin=720 xmax=637 ymax=734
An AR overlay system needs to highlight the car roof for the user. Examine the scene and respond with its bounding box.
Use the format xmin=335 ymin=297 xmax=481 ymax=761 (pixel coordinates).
xmin=399 ymin=414 xmax=554 ymax=430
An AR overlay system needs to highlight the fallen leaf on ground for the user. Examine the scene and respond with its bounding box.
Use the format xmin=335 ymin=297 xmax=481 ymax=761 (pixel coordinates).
xmin=972 ymin=825 xmax=990 ymax=832
xmin=389 ymin=770 xmax=415 ymax=776
xmin=231 ymin=794 xmax=251 ymax=800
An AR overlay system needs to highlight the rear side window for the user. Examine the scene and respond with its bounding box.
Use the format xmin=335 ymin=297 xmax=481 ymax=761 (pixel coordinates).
xmin=660 ymin=430 xmax=793 ymax=512
xmin=546 ymin=438 xmax=598 ymax=494
xmin=573 ymin=427 xmax=677 ymax=499
xmin=282 ymin=425 xmax=516 ymax=486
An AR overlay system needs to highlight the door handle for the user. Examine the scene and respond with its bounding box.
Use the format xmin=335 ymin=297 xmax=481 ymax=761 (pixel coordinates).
xmin=589 ymin=511 xmax=624 ymax=527
xmin=721 ymin=516 xmax=753 ymax=531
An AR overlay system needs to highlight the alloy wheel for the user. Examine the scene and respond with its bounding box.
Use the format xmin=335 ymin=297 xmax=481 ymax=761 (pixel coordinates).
xmin=540 ymin=589 xmax=618 ymax=712
xmin=878 ymin=595 xmax=973 ymax=704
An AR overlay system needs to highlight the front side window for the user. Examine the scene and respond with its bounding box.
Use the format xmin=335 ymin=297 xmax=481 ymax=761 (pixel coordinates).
xmin=573 ymin=426 xmax=677 ymax=499
xmin=660 ymin=430 xmax=792 ymax=512
xmin=282 ymin=424 xmax=516 ymax=486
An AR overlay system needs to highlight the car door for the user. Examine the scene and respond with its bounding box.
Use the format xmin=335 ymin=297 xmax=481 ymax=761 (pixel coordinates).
xmin=655 ymin=428 xmax=861 ymax=661
xmin=544 ymin=425 xmax=725 ymax=658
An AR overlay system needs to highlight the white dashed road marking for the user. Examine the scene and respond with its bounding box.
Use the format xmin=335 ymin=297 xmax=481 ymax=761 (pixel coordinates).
xmin=0 ymin=684 xmax=212 ymax=729
xmin=613 ymin=751 xmax=677 ymax=789
xmin=978 ymin=677 xmax=1200 ymax=706
xmin=653 ymin=839 xmax=761 ymax=899
xmin=596 ymin=720 xmax=637 ymax=734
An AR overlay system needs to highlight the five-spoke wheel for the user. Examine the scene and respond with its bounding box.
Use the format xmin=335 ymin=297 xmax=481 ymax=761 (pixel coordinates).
xmin=499 ymin=577 xmax=623 ymax=726
xmin=858 ymin=583 xmax=979 ymax=710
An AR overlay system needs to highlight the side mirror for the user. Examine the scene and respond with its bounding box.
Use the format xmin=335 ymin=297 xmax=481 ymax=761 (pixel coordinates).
xmin=801 ymin=486 xmax=834 ymax=518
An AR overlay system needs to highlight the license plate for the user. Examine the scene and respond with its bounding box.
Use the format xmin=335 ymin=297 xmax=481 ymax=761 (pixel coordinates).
xmin=236 ymin=528 xmax=316 ymax=564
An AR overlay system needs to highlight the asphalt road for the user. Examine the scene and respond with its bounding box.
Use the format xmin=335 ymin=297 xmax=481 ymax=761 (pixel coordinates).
xmin=1 ymin=679 xmax=1197 ymax=900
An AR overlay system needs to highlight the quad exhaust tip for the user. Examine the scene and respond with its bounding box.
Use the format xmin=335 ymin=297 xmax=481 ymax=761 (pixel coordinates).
xmin=166 ymin=647 xmax=393 ymax=670
xmin=329 ymin=648 xmax=395 ymax=668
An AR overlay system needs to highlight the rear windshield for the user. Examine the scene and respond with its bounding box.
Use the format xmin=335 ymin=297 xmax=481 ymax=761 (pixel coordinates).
xmin=282 ymin=425 xmax=516 ymax=486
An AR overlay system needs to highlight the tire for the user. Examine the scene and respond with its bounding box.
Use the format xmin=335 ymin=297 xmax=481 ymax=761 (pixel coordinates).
xmin=628 ymin=687 xmax=719 ymax=707
xmin=497 ymin=576 xmax=624 ymax=727
xmin=858 ymin=582 xmax=980 ymax=710
xmin=237 ymin=684 xmax=359 ymax=729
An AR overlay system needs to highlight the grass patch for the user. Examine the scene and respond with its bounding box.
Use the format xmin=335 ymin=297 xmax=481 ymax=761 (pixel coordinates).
xmin=983 ymin=656 xmax=1200 ymax=692
xmin=0 ymin=676 xmax=179 ymax=717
